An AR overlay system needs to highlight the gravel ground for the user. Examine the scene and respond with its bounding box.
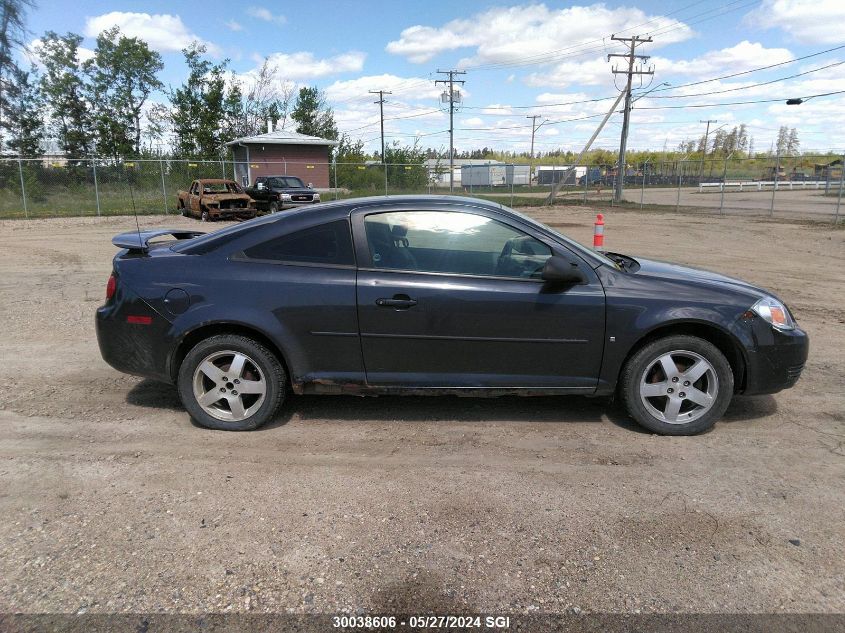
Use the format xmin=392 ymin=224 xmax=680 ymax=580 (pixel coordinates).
xmin=0 ymin=207 xmax=843 ymax=616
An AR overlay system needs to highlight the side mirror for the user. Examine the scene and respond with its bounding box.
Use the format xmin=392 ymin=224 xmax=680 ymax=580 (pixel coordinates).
xmin=256 ymin=182 xmax=265 ymax=190
xmin=541 ymin=255 xmax=586 ymax=285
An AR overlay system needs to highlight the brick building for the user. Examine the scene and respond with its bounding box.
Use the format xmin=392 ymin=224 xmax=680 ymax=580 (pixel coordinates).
xmin=226 ymin=130 xmax=338 ymax=189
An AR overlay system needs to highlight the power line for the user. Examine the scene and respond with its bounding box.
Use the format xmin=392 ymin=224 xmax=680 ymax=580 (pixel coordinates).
xmin=635 ymin=89 xmax=845 ymax=110
xmin=645 ymin=61 xmax=845 ymax=100
xmin=648 ymin=43 xmax=845 ymax=93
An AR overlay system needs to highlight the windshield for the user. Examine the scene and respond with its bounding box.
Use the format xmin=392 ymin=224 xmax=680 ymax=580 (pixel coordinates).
xmin=201 ymin=182 xmax=243 ymax=194
xmin=268 ymin=177 xmax=306 ymax=188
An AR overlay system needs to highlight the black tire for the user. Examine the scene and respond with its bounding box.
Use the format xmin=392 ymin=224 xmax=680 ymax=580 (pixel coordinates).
xmin=178 ymin=334 xmax=285 ymax=431
xmin=269 ymin=201 xmax=279 ymax=213
xmin=620 ymin=335 xmax=733 ymax=435
xmin=201 ymin=209 xmax=210 ymax=222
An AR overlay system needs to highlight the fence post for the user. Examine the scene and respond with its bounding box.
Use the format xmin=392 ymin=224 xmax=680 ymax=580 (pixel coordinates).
xmin=510 ymin=164 xmax=514 ymax=207
xmin=640 ymin=161 xmax=647 ymax=209
xmin=720 ymin=155 xmax=729 ymax=216
xmin=159 ymin=156 xmax=168 ymax=214
xmin=333 ymin=162 xmax=338 ymax=200
xmin=17 ymin=157 xmax=28 ymax=218
xmin=92 ymin=157 xmax=101 ymax=217
xmin=676 ymin=161 xmax=682 ymax=212
xmin=770 ymin=149 xmax=780 ymax=217
xmin=835 ymin=154 xmax=844 ymax=224
xmin=582 ymin=166 xmax=587 ymax=204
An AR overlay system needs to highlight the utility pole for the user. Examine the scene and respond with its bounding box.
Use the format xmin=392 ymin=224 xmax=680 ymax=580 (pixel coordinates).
xmin=608 ymin=35 xmax=653 ymax=203
xmin=370 ymin=90 xmax=392 ymax=192
xmin=435 ymin=69 xmax=466 ymax=192
xmin=699 ymin=119 xmax=717 ymax=181
xmin=526 ymin=115 xmax=546 ymax=158
xmin=369 ymin=90 xmax=392 ymax=164
xmin=527 ymin=114 xmax=545 ymax=186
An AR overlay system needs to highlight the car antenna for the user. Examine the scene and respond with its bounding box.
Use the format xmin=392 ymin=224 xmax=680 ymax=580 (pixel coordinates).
xmin=124 ymin=160 xmax=143 ymax=250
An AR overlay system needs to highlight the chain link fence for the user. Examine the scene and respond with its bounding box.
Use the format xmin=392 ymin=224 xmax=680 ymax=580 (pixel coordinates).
xmin=0 ymin=155 xmax=841 ymax=221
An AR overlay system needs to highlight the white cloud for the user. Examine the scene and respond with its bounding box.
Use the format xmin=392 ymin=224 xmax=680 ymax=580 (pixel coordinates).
xmin=260 ymin=51 xmax=366 ymax=80
xmin=83 ymin=12 xmax=220 ymax=55
xmin=746 ymin=0 xmax=845 ymax=44
xmin=225 ymin=20 xmax=244 ymax=32
xmin=651 ymin=41 xmax=793 ymax=79
xmin=386 ymin=3 xmax=693 ymax=65
xmin=324 ymin=74 xmax=441 ymax=103
xmin=525 ymin=56 xmax=615 ymax=89
xmin=247 ymin=6 xmax=287 ymax=25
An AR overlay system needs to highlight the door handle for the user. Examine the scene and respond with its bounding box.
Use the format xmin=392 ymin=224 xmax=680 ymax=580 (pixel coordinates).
xmin=375 ymin=297 xmax=418 ymax=309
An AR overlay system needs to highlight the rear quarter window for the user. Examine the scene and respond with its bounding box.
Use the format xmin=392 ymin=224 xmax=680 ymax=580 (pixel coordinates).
xmin=242 ymin=219 xmax=354 ymax=266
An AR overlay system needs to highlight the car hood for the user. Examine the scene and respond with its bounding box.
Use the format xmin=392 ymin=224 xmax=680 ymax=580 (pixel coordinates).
xmin=628 ymin=256 xmax=772 ymax=300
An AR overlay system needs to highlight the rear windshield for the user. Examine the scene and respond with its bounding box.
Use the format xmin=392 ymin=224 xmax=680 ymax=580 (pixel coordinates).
xmin=201 ymin=182 xmax=243 ymax=194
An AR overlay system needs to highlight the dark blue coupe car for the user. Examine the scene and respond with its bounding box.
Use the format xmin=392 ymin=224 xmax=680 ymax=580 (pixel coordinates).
xmin=96 ymin=195 xmax=807 ymax=434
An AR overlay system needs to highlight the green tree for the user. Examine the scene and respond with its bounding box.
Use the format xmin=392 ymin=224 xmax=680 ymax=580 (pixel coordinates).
xmin=0 ymin=0 xmax=36 ymax=147
xmin=36 ymin=31 xmax=94 ymax=157
xmin=334 ymin=134 xmax=381 ymax=191
xmin=85 ymin=26 xmax=163 ymax=158
xmin=169 ymin=44 xmax=231 ymax=157
xmin=290 ymin=86 xmax=337 ymax=140
xmin=3 ymin=64 xmax=43 ymax=154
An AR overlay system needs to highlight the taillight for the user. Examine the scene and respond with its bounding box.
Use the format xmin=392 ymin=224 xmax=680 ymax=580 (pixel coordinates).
xmin=106 ymin=274 xmax=116 ymax=300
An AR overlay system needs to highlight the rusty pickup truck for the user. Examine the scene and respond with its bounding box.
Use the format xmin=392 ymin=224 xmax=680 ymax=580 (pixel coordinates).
xmin=177 ymin=179 xmax=257 ymax=221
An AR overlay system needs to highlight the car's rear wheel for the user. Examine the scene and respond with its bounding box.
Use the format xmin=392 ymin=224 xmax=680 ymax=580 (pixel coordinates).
xmin=620 ymin=335 xmax=733 ymax=435
xmin=178 ymin=335 xmax=285 ymax=431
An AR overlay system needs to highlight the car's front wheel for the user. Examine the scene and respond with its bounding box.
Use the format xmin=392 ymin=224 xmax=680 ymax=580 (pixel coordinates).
xmin=178 ymin=335 xmax=285 ymax=431
xmin=269 ymin=201 xmax=279 ymax=213
xmin=620 ymin=335 xmax=733 ymax=435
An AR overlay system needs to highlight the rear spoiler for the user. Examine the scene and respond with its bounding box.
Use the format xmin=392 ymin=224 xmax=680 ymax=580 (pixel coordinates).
xmin=112 ymin=229 xmax=205 ymax=253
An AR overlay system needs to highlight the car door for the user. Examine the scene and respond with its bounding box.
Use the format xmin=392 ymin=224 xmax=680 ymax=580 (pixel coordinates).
xmin=190 ymin=182 xmax=201 ymax=214
xmin=352 ymin=205 xmax=606 ymax=390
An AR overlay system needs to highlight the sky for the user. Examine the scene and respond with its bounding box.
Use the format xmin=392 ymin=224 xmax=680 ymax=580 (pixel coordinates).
xmin=22 ymin=0 xmax=845 ymax=156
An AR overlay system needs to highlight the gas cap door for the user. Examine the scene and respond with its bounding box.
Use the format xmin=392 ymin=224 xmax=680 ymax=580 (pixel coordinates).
xmin=163 ymin=288 xmax=190 ymax=315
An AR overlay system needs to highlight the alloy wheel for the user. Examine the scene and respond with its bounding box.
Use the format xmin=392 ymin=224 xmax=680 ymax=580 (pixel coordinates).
xmin=192 ymin=350 xmax=266 ymax=422
xmin=639 ymin=350 xmax=718 ymax=424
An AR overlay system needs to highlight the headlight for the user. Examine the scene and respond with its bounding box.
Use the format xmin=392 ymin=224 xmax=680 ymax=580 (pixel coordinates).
xmin=750 ymin=297 xmax=795 ymax=330
xmin=280 ymin=193 xmax=291 ymax=201
xmin=313 ymin=193 xmax=320 ymax=201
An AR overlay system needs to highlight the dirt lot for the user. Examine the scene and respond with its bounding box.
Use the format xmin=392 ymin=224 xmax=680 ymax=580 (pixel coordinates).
xmin=0 ymin=206 xmax=843 ymax=616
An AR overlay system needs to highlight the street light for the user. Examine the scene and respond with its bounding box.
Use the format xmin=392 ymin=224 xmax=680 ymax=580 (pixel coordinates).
xmin=632 ymin=82 xmax=671 ymax=104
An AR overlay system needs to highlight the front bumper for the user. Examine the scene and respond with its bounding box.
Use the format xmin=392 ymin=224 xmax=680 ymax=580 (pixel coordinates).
xmin=209 ymin=208 xmax=256 ymax=220
xmin=743 ymin=321 xmax=809 ymax=395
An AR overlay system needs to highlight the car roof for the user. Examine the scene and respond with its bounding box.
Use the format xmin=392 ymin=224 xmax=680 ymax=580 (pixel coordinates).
xmin=196 ymin=178 xmax=236 ymax=184
xmin=174 ymin=194 xmax=607 ymax=268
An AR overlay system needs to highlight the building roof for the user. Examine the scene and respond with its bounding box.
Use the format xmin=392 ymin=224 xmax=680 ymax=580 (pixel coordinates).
xmin=226 ymin=129 xmax=339 ymax=147
xmin=423 ymin=158 xmax=503 ymax=168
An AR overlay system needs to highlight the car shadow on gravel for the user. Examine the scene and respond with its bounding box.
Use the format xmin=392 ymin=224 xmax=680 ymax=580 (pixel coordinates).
xmin=125 ymin=379 xmax=183 ymax=411
xmin=125 ymin=378 xmax=777 ymax=434
xmin=263 ymin=393 xmax=645 ymax=433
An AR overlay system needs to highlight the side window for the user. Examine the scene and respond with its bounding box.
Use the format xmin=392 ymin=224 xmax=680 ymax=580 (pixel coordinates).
xmin=190 ymin=182 xmax=198 ymax=195
xmin=243 ymin=219 xmax=354 ymax=266
xmin=363 ymin=211 xmax=551 ymax=279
